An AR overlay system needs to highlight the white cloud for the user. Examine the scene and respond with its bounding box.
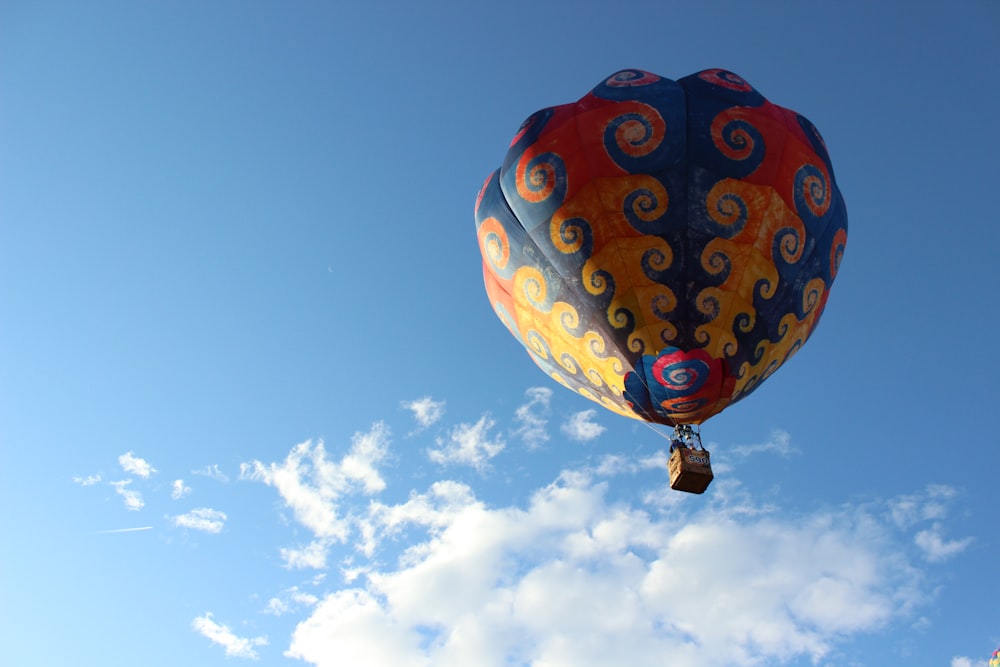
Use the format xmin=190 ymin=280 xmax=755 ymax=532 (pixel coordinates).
xmin=240 ymin=423 xmax=391 ymax=567
xmin=287 ymin=589 xmax=429 ymax=667
xmin=882 ymin=484 xmax=972 ymax=561
xmin=728 ymin=429 xmax=796 ymax=458
xmin=401 ymin=396 xmax=445 ymax=429
xmin=561 ymin=410 xmax=606 ymax=441
xmin=280 ymin=469 xmax=949 ymax=667
xmin=514 ymin=386 xmax=552 ymax=447
xmin=110 ymin=480 xmax=144 ymax=511
xmin=173 ymin=508 xmax=227 ymax=534
xmin=192 ymin=612 xmax=267 ymax=659
xmin=913 ymin=524 xmax=973 ymax=562
xmin=192 ymin=464 xmax=230 ymax=482
xmin=118 ymin=451 xmax=156 ymax=478
xmin=171 ymin=479 xmax=192 ymax=500
xmin=427 ymin=416 xmax=504 ymax=471
xmin=281 ymin=540 xmax=334 ymax=570
xmin=889 ymin=484 xmax=960 ymax=528
xmin=73 ymin=474 xmax=102 ymax=486
xmin=265 ymin=586 xmax=319 ymax=616
xmin=951 ymin=657 xmax=990 ymax=667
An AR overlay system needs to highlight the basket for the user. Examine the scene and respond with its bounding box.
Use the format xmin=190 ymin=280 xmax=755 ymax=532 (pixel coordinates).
xmin=668 ymin=447 xmax=714 ymax=494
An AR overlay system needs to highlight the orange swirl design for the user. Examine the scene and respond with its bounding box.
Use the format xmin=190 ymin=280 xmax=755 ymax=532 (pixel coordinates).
xmin=515 ymin=154 xmax=559 ymax=203
xmin=478 ymin=217 xmax=510 ymax=272
xmin=710 ymin=109 xmax=760 ymax=161
xmin=610 ymin=107 xmax=665 ymax=158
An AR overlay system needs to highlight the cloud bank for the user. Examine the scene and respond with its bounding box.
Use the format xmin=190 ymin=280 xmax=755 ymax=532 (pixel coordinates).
xmin=231 ymin=424 xmax=968 ymax=667
xmin=283 ymin=471 xmax=941 ymax=667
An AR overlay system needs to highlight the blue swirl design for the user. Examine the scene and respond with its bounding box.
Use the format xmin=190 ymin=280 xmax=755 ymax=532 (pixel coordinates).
xmin=558 ymin=351 xmax=583 ymax=376
xmin=623 ymin=187 xmax=668 ymax=230
xmin=605 ymin=112 xmax=655 ymax=160
xmin=556 ymin=216 xmax=594 ymax=258
xmin=481 ymin=228 xmax=507 ymax=270
xmin=702 ymin=249 xmax=732 ymax=283
xmin=733 ymin=311 xmax=754 ymax=334
xmin=640 ymin=246 xmax=674 ymax=285
xmin=608 ymin=303 xmax=634 ymax=334
xmin=706 ymin=191 xmax=749 ymax=238
xmin=771 ymin=226 xmax=810 ymax=284
xmin=696 ymin=292 xmax=721 ymax=322
xmin=602 ymin=111 xmax=671 ymax=173
xmin=524 ymin=328 xmax=553 ymax=362
xmin=657 ymin=357 xmax=709 ymax=393
xmin=499 ymin=152 xmax=568 ymax=234
xmin=650 ymin=292 xmax=676 ymax=320
xmin=715 ymin=118 xmax=766 ymax=176
xmin=793 ymin=163 xmax=829 ymax=230
xmin=522 ymin=152 xmax=566 ymax=201
xmin=587 ymin=267 xmax=615 ymax=298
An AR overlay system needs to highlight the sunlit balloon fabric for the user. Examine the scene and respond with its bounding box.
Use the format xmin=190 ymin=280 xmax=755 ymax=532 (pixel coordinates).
xmin=475 ymin=69 xmax=847 ymax=425
xmin=990 ymin=647 xmax=999 ymax=667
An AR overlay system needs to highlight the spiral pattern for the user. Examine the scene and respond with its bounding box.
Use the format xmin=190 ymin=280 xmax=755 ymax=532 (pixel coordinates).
xmin=698 ymin=68 xmax=754 ymax=92
xmin=624 ymin=186 xmax=668 ymax=229
xmin=701 ymin=249 xmax=731 ymax=279
xmin=515 ymin=152 xmax=565 ymax=204
xmin=553 ymin=216 xmax=592 ymax=255
xmin=642 ymin=245 xmax=673 ymax=278
xmin=794 ymin=163 xmax=831 ymax=220
xmin=478 ymin=217 xmax=510 ymax=272
xmin=557 ymin=303 xmax=581 ymax=334
xmin=706 ymin=187 xmax=749 ymax=237
xmin=603 ymin=105 xmax=667 ymax=170
xmin=801 ymin=277 xmax=825 ymax=316
xmin=775 ymin=226 xmax=804 ymax=265
xmin=608 ymin=112 xmax=662 ymax=157
xmin=656 ymin=357 xmax=709 ymax=393
xmin=711 ymin=113 xmax=765 ymax=163
xmin=585 ymin=266 xmax=613 ymax=298
xmin=650 ymin=291 xmax=677 ymax=319
xmin=516 ymin=266 xmax=550 ymax=311
xmin=525 ymin=328 xmax=551 ymax=360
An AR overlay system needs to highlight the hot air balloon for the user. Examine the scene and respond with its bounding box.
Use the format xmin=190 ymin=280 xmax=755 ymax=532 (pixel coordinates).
xmin=989 ymin=647 xmax=999 ymax=667
xmin=474 ymin=69 xmax=847 ymax=491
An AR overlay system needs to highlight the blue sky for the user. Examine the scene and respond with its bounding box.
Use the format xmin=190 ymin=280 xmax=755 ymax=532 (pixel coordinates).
xmin=1 ymin=1 xmax=997 ymax=665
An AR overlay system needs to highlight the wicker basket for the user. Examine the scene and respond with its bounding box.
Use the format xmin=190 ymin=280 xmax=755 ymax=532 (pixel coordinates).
xmin=668 ymin=447 xmax=714 ymax=494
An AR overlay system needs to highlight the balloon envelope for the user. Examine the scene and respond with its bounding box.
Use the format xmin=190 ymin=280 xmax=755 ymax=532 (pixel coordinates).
xmin=475 ymin=69 xmax=847 ymax=425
